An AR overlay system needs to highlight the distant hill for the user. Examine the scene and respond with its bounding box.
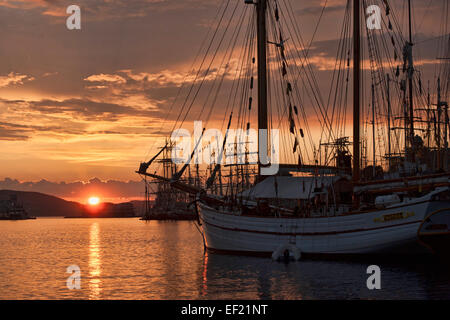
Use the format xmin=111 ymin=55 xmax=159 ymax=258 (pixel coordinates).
xmin=0 ymin=190 xmax=86 ymax=217
xmin=130 ymin=200 xmax=154 ymax=216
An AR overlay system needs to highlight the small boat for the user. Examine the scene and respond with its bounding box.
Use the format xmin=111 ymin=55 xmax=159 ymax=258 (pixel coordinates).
xmin=0 ymin=194 xmax=35 ymax=220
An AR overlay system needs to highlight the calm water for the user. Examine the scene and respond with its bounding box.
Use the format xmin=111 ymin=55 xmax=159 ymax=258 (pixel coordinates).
xmin=0 ymin=218 xmax=449 ymax=300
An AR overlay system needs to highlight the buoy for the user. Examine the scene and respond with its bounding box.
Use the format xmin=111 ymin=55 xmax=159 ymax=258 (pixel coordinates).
xmin=271 ymin=244 xmax=302 ymax=262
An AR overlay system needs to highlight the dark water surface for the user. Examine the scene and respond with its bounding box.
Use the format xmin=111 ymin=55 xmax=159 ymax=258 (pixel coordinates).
xmin=0 ymin=218 xmax=449 ymax=299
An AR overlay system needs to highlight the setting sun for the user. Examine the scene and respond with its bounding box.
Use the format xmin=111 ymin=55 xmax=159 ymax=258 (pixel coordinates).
xmin=88 ymin=197 xmax=100 ymax=205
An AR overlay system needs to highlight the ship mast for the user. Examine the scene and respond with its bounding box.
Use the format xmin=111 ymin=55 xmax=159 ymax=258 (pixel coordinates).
xmin=256 ymin=0 xmax=268 ymax=177
xmin=353 ymin=0 xmax=361 ymax=182
xmin=387 ymin=74 xmax=392 ymax=169
xmin=407 ymin=0 xmax=415 ymax=161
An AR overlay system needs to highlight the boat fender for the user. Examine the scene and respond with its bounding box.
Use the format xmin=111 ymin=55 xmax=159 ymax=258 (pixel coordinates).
xmin=272 ymin=244 xmax=301 ymax=261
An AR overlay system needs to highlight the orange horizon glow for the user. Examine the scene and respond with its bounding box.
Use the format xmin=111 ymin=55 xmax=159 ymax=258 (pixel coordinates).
xmin=88 ymin=196 xmax=100 ymax=206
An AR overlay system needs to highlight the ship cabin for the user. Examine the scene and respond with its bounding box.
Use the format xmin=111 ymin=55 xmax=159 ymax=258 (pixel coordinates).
xmin=238 ymin=175 xmax=353 ymax=218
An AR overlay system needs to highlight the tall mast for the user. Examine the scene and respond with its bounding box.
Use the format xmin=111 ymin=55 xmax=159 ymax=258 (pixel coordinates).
xmin=145 ymin=179 xmax=150 ymax=216
xmin=427 ymin=81 xmax=431 ymax=148
xmin=256 ymin=0 xmax=268 ymax=176
xmin=407 ymin=0 xmax=415 ymax=160
xmin=353 ymin=0 xmax=361 ymax=182
xmin=437 ymin=77 xmax=442 ymax=169
xmin=443 ymin=77 xmax=449 ymax=170
xmin=372 ymin=84 xmax=376 ymax=177
xmin=387 ymin=74 xmax=391 ymax=169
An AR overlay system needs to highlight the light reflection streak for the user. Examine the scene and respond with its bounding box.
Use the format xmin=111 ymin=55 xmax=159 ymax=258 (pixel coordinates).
xmin=200 ymin=252 xmax=208 ymax=296
xmin=88 ymin=222 xmax=101 ymax=299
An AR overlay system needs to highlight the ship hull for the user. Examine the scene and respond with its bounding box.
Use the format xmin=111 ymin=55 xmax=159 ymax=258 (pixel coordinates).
xmin=418 ymin=207 xmax=450 ymax=256
xmin=198 ymin=189 xmax=450 ymax=256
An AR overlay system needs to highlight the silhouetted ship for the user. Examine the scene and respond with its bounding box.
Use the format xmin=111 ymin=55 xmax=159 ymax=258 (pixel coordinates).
xmin=0 ymin=194 xmax=35 ymax=220
xmin=140 ymin=140 xmax=196 ymax=221
xmin=138 ymin=0 xmax=449 ymax=257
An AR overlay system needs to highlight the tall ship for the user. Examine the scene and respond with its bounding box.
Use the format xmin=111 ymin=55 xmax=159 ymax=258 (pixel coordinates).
xmin=0 ymin=194 xmax=35 ymax=220
xmin=140 ymin=140 xmax=197 ymax=220
xmin=138 ymin=0 xmax=449 ymax=256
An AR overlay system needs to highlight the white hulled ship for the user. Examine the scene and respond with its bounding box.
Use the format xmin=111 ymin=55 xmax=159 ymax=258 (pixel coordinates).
xmin=138 ymin=0 xmax=450 ymax=257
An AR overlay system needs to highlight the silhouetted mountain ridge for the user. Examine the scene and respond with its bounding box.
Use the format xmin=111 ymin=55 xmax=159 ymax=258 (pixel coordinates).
xmin=0 ymin=190 xmax=85 ymax=217
xmin=0 ymin=190 xmax=137 ymax=217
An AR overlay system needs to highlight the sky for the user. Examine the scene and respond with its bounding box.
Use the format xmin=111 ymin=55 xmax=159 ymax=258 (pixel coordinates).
xmin=0 ymin=0 xmax=447 ymax=201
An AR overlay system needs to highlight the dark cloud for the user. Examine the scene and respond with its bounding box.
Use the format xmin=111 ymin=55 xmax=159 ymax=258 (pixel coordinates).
xmin=0 ymin=95 xmax=178 ymax=139
xmin=0 ymin=177 xmax=145 ymax=199
xmin=0 ymin=120 xmax=70 ymax=140
xmin=30 ymin=98 xmax=146 ymax=120
xmin=297 ymin=4 xmax=346 ymax=16
xmin=0 ymin=124 xmax=29 ymax=140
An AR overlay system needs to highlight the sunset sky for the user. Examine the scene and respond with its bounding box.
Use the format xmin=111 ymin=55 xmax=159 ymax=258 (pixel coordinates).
xmin=0 ymin=0 xmax=446 ymax=200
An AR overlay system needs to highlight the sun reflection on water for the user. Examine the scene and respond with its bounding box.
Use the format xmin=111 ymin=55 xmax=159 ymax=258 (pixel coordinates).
xmin=201 ymin=252 xmax=208 ymax=296
xmin=88 ymin=222 xmax=101 ymax=299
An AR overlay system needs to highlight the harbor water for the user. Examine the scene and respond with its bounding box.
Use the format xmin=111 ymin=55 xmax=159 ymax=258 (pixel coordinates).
xmin=0 ymin=218 xmax=449 ymax=299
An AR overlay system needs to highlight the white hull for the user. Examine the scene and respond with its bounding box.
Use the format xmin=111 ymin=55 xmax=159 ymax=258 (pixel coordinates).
xmin=198 ymin=188 xmax=450 ymax=256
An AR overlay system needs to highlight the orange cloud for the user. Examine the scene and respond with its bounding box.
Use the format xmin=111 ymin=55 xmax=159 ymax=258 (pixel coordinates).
xmin=0 ymin=72 xmax=34 ymax=88
xmin=84 ymin=73 xmax=127 ymax=84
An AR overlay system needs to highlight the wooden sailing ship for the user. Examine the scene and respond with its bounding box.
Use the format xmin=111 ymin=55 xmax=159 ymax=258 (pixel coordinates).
xmin=140 ymin=140 xmax=197 ymax=220
xmin=138 ymin=0 xmax=449 ymax=256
